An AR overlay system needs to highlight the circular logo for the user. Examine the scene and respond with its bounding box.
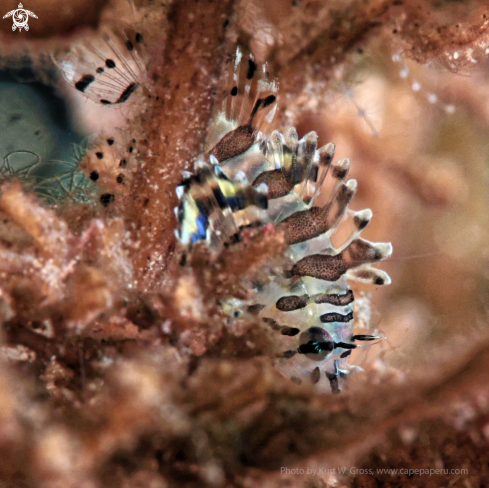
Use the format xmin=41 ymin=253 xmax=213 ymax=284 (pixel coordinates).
xmin=3 ymin=3 xmax=38 ymax=32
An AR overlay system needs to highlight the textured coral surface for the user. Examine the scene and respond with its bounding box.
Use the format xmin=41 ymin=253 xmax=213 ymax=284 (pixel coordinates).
xmin=1 ymin=0 xmax=489 ymax=487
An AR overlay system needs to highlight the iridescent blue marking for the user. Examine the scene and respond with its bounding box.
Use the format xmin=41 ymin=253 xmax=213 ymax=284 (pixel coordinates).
xmin=190 ymin=213 xmax=208 ymax=243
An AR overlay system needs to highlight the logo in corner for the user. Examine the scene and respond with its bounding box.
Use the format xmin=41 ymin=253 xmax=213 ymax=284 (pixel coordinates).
xmin=3 ymin=3 xmax=38 ymax=32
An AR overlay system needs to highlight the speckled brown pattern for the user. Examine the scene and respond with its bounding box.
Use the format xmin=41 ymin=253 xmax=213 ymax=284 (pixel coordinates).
xmin=291 ymin=253 xmax=348 ymax=281
xmin=275 ymin=294 xmax=308 ymax=311
xmin=279 ymin=183 xmax=355 ymax=244
xmin=313 ymin=289 xmax=354 ymax=306
xmin=209 ymin=124 xmax=255 ymax=163
xmin=252 ymin=169 xmax=294 ymax=199
xmin=345 ymin=238 xmax=385 ymax=263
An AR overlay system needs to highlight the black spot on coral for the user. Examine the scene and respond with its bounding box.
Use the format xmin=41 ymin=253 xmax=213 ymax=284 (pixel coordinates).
xmin=75 ymin=74 xmax=95 ymax=93
xmin=247 ymin=59 xmax=257 ymax=80
xmin=117 ymin=83 xmax=137 ymax=103
xmin=262 ymin=95 xmax=276 ymax=108
xmin=100 ymin=193 xmax=115 ymax=207
xmin=90 ymin=171 xmax=99 ymax=181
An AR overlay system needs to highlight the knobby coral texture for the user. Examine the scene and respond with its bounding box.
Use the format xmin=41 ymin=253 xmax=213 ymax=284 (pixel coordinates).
xmin=1 ymin=0 xmax=489 ymax=487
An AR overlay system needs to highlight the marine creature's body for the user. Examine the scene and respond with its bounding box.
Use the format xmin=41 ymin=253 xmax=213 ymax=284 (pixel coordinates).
xmin=176 ymin=48 xmax=392 ymax=393
xmin=55 ymin=30 xmax=392 ymax=393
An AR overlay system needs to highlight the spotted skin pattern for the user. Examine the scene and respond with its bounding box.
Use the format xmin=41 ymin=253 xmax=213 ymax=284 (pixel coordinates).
xmin=175 ymin=48 xmax=392 ymax=393
xmin=53 ymin=24 xmax=146 ymax=106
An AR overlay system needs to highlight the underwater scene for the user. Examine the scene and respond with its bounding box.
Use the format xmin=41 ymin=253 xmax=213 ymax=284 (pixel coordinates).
xmin=0 ymin=0 xmax=489 ymax=486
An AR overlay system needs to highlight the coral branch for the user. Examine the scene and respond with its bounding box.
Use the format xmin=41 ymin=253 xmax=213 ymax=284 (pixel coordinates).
xmin=128 ymin=0 xmax=237 ymax=289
